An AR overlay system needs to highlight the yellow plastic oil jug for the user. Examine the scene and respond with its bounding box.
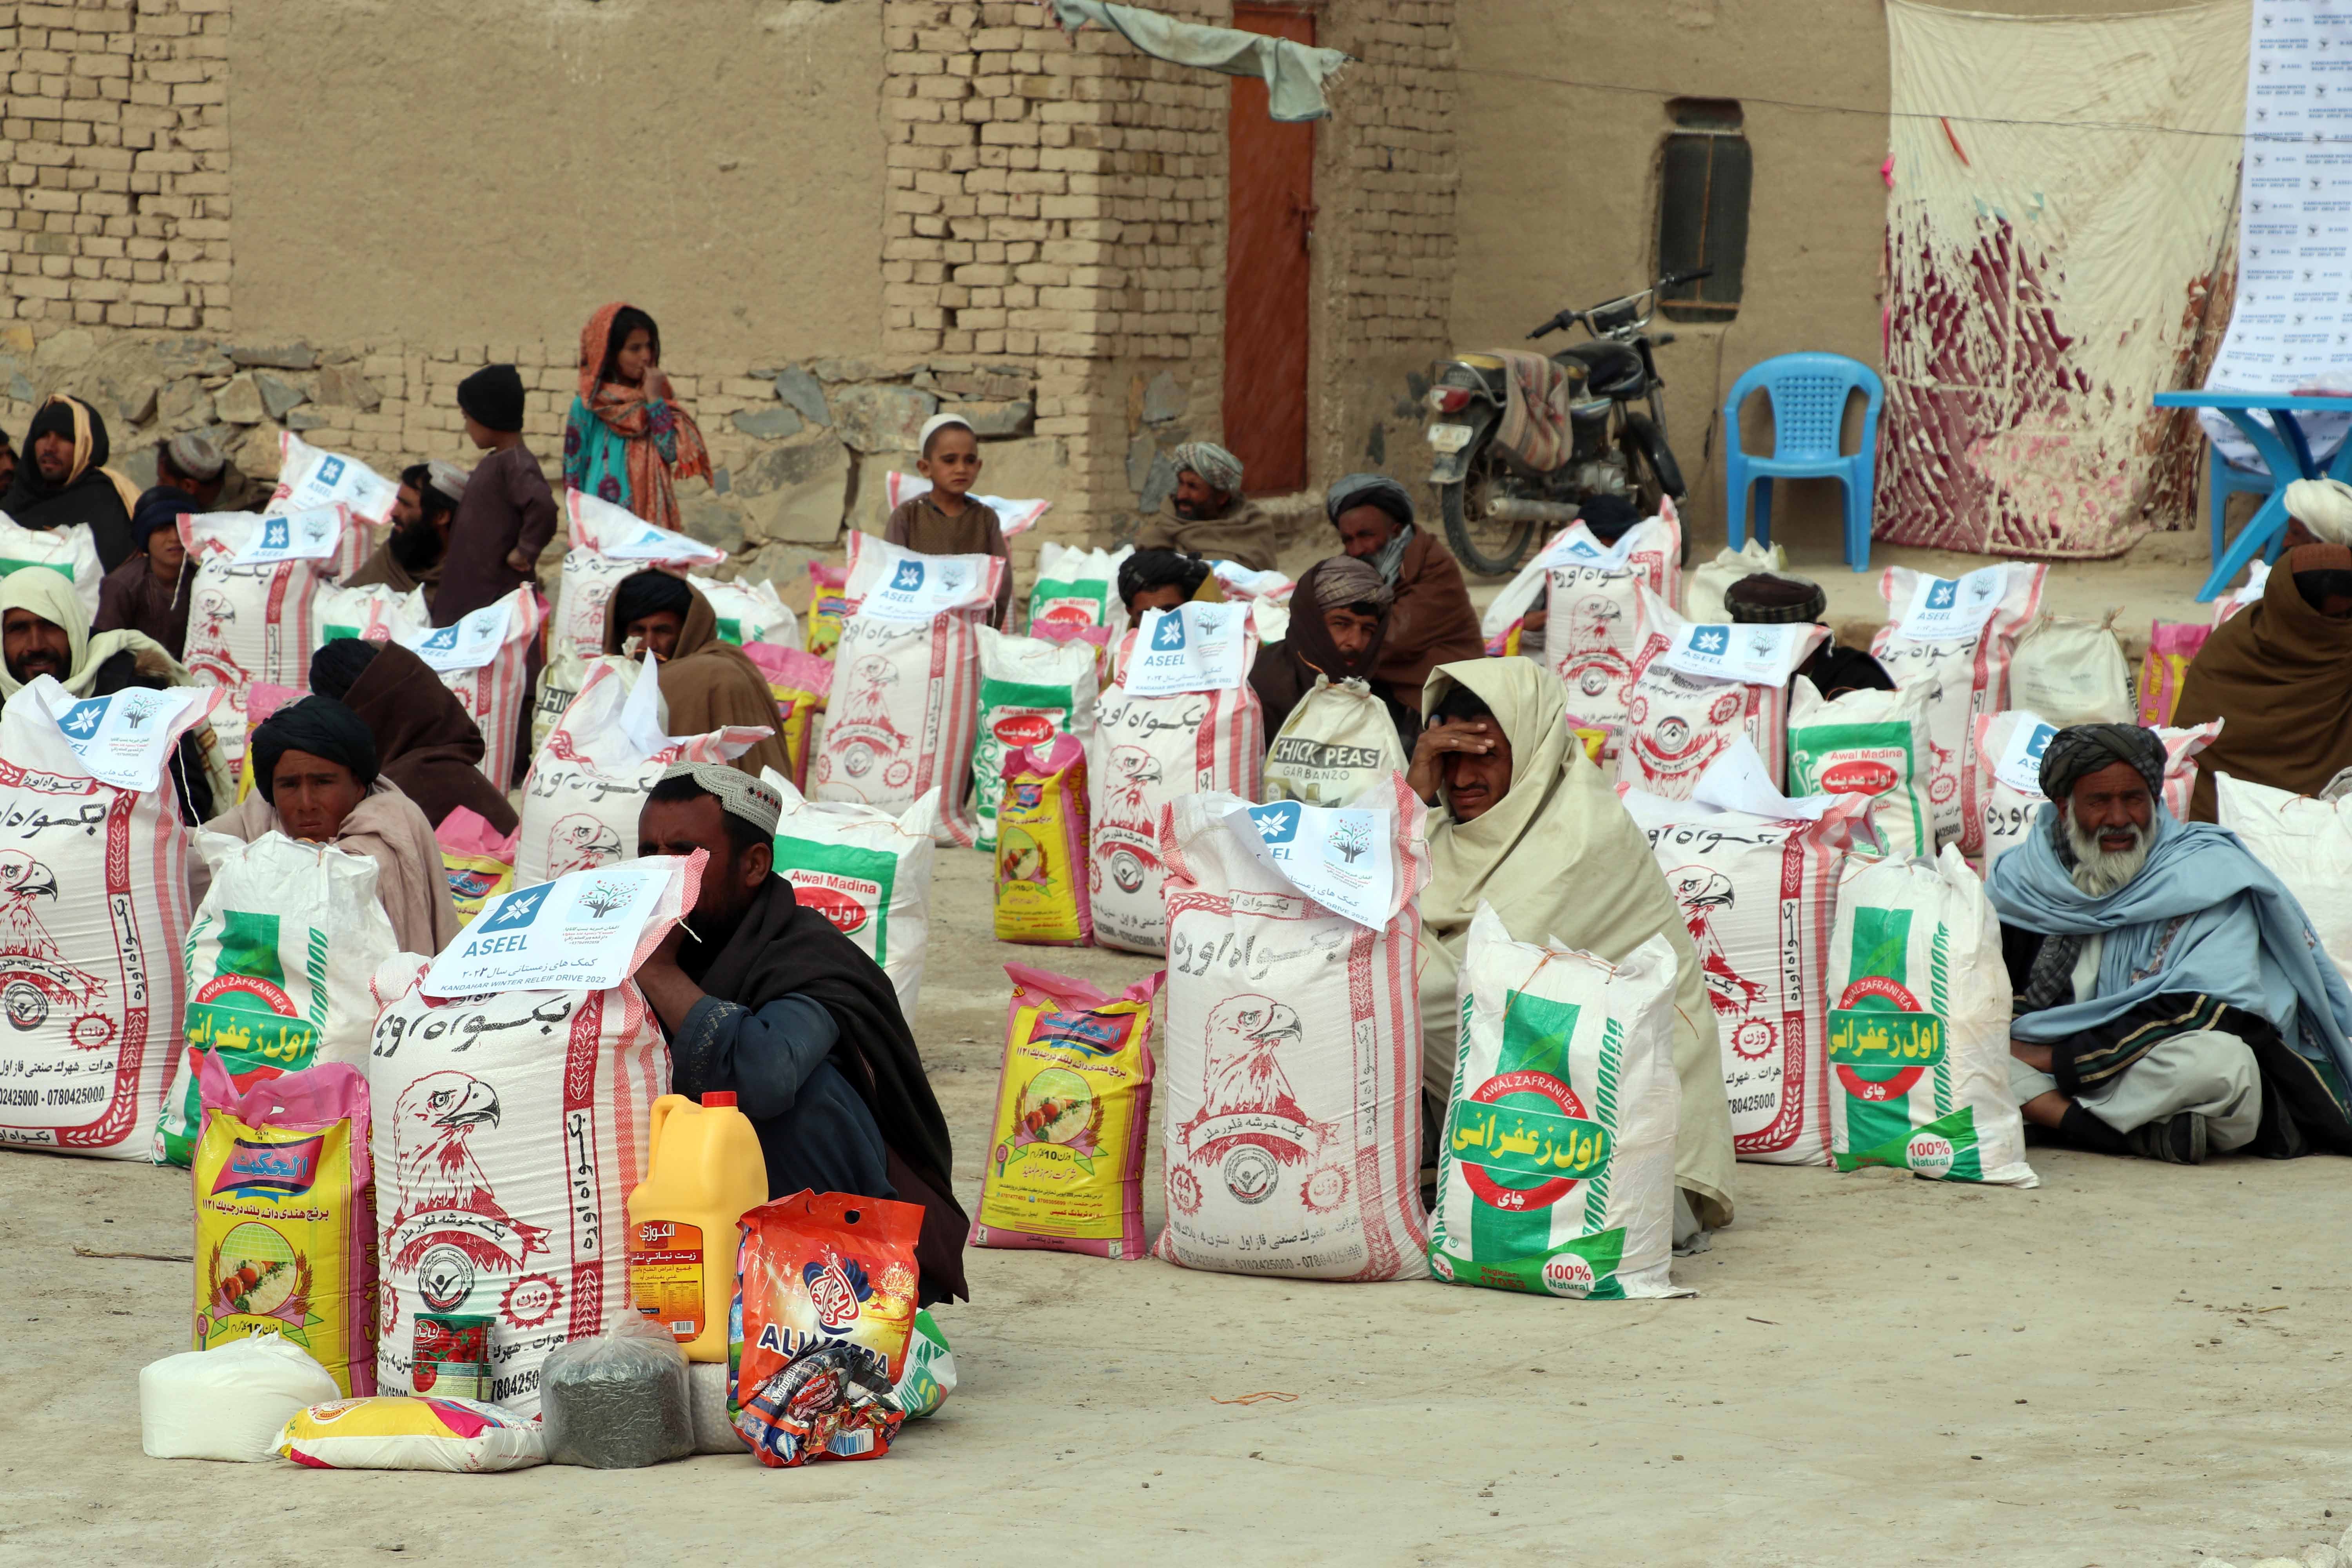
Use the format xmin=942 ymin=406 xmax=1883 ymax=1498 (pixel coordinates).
xmin=627 ymin=1091 xmax=768 ymax=1363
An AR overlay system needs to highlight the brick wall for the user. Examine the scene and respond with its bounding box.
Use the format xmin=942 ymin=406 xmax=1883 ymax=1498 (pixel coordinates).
xmin=0 ymin=0 xmax=1462 ymax=575
xmin=1 ymin=0 xmax=229 ymax=333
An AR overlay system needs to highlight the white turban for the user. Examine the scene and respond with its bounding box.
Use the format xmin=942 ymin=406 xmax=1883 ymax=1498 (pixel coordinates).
xmin=2284 ymin=477 xmax=2352 ymax=545
xmin=425 ymin=459 xmax=470 ymax=504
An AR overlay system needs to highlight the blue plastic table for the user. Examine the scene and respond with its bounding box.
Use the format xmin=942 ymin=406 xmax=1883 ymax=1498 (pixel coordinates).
xmin=2155 ymin=390 xmax=2352 ymax=601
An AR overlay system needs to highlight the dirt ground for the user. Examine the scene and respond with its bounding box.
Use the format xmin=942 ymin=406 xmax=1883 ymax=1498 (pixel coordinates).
xmin=3 ymin=838 xmax=2348 ymax=1568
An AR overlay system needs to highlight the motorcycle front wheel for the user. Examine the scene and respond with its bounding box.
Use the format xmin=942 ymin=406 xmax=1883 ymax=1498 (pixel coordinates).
xmin=1438 ymin=451 xmax=1535 ymax=577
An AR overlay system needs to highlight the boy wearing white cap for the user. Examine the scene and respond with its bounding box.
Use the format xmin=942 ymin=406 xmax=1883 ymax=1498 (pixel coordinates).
xmin=882 ymin=412 xmax=1012 ymax=627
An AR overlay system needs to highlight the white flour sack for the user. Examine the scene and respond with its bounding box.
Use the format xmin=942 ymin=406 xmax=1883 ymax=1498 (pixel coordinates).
xmin=397 ymin=587 xmax=544 ymax=791
xmin=1430 ymin=906 xmax=1684 ymax=1299
xmin=2007 ymin=611 xmax=2133 ymax=728
xmin=814 ymin=533 xmax=1004 ymax=848
xmin=1620 ymin=786 xmax=1876 ymax=1167
xmin=515 ymin=656 xmax=769 ymax=886
xmin=1868 ymin=562 xmax=2045 ymax=853
xmin=1974 ymin=712 xmax=2223 ymax=869
xmin=313 ymin=583 xmax=427 ymax=647
xmin=367 ymin=857 xmax=693 ymax=1415
xmin=1483 ymin=496 xmax=1684 ymax=651
xmin=2217 ymin=773 xmax=2352 ymax=981
xmin=154 ymin=830 xmax=401 ymax=1167
xmin=1263 ymin=676 xmax=1406 ymax=808
xmin=181 ymin=506 xmax=352 ymax=767
xmin=552 ymin=489 xmax=726 ymax=662
xmin=688 ymin=573 xmax=800 ymax=650
xmin=972 ymin=625 xmax=1099 ymax=852
xmin=764 ymin=771 xmax=938 ymax=1019
xmin=1615 ymin=584 xmax=1824 ymax=799
xmin=1535 ymin=508 xmax=1683 ymax=751
xmin=268 ymin=434 xmax=400 ymax=577
xmin=1087 ymin=602 xmax=1264 ymax=955
xmin=1028 ymin=542 xmax=1133 ymax=637
xmin=0 ymin=514 xmax=103 ymax=622
xmin=1786 ymin=677 xmax=1937 ymax=861
xmin=1152 ymin=776 xmax=1431 ymax=1280
xmin=0 ymin=679 xmax=217 ymax=1159
xmin=1826 ymin=848 xmax=2035 ymax=1187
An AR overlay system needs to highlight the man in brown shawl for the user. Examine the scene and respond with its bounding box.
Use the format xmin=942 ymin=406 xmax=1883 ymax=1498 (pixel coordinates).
xmin=2173 ymin=543 xmax=2352 ymax=820
xmin=1133 ymin=441 xmax=1281 ymax=573
xmin=1249 ymin=554 xmax=1415 ymax=741
xmin=93 ymin=487 xmax=193 ymax=657
xmin=1324 ymin=472 xmax=1485 ymax=712
xmin=310 ymin=638 xmax=520 ymax=835
xmin=604 ymin=570 xmax=793 ymax=778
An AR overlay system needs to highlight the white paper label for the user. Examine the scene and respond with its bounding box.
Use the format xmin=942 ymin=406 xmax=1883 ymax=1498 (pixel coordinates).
xmin=1897 ymin=565 xmax=2009 ymax=642
xmin=1125 ymin=603 xmax=1249 ymax=696
xmin=1210 ymin=561 xmax=1292 ymax=599
xmin=1539 ymin=521 xmax=1637 ymax=573
xmin=1995 ymin=713 xmax=2058 ymax=796
xmin=602 ymin=520 xmax=725 ymax=564
xmin=1229 ymin=799 xmax=1396 ymax=929
xmin=856 ymin=552 xmax=991 ymax=624
xmin=272 ymin=448 xmax=396 ymax=520
xmin=1693 ymin=736 xmax=1834 ymax=820
xmin=400 ymin=601 xmax=514 ymax=672
xmin=423 ymin=862 xmax=674 ymax=996
xmin=1658 ymin=621 xmax=1817 ymax=687
xmin=231 ymin=507 xmax=341 ymax=564
xmin=44 ymin=682 xmax=204 ymax=792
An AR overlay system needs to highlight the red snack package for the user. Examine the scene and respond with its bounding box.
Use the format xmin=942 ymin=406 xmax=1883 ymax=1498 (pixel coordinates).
xmin=730 ymin=1190 xmax=925 ymax=1467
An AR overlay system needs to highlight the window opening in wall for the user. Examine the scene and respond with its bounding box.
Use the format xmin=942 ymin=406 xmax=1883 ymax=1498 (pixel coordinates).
xmin=1656 ymin=98 xmax=1751 ymax=323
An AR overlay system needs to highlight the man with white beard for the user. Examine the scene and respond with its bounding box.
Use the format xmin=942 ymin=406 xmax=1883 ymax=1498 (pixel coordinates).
xmin=1987 ymin=724 xmax=2352 ymax=1163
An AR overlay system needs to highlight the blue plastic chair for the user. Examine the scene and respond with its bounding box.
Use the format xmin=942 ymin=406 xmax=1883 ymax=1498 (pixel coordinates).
xmin=2207 ymin=447 xmax=2283 ymax=565
xmin=1723 ymin=352 xmax=1885 ymax=571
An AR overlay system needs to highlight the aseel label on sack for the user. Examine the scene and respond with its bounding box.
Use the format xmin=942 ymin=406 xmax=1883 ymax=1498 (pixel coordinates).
xmin=1897 ymin=566 xmax=2007 ymax=642
xmin=422 ymin=862 xmax=678 ymax=996
xmin=1124 ymin=603 xmax=1249 ymax=697
xmin=1229 ymin=800 xmax=1395 ymax=929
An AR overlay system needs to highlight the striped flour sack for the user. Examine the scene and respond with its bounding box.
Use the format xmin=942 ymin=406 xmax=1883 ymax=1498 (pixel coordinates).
xmin=1826 ymin=848 xmax=2036 ymax=1187
xmin=515 ymin=656 xmax=770 ymax=886
xmin=1430 ymin=906 xmax=1685 ymax=1298
xmin=1086 ymin=603 xmax=1263 ymax=955
xmin=1536 ymin=506 xmax=1683 ymax=753
xmin=1869 ymin=562 xmax=2045 ymax=853
xmin=397 ymin=586 xmax=544 ymax=790
xmin=181 ymin=506 xmax=353 ymax=769
xmin=815 ymin=534 xmax=1004 ymax=848
xmin=0 ymin=680 xmax=218 ymax=1159
xmin=1786 ymin=677 xmax=1937 ymax=862
xmin=1027 ymin=542 xmax=1132 ymax=636
xmin=552 ymin=490 xmax=726 ymax=662
xmin=764 ymin=771 xmax=938 ymax=1020
xmin=1153 ymin=775 xmax=1430 ymax=1280
xmin=1621 ymin=788 xmax=1875 ymax=1167
xmin=267 ymin=434 xmax=400 ymax=577
xmin=1615 ymin=583 xmax=1824 ymax=799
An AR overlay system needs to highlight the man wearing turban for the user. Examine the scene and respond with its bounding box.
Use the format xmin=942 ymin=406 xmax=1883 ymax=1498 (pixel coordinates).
xmin=200 ymin=695 xmax=459 ymax=956
xmin=1132 ymin=441 xmax=1282 ymax=573
xmin=1985 ymin=723 xmax=2352 ymax=1163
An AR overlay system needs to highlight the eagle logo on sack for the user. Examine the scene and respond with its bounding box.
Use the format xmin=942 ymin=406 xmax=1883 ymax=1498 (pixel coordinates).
xmin=1179 ymin=995 xmax=1331 ymax=1193
xmin=0 ymin=851 xmax=105 ymax=1034
xmin=386 ymin=1071 xmax=550 ymax=1286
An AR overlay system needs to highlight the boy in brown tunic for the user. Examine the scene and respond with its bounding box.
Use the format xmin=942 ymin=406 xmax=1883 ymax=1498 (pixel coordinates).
xmin=882 ymin=413 xmax=1013 ymax=628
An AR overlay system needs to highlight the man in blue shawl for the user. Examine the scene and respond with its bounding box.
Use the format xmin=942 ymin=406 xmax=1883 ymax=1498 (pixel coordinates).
xmin=1987 ymin=723 xmax=2352 ymax=1164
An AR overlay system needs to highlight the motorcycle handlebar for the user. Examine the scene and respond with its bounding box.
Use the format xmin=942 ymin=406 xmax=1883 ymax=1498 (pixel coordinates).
xmin=1527 ymin=310 xmax=1577 ymax=340
xmin=1659 ymin=267 xmax=1715 ymax=289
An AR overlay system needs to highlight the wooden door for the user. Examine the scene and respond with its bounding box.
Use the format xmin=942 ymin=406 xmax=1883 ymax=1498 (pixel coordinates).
xmin=1223 ymin=4 xmax=1314 ymax=496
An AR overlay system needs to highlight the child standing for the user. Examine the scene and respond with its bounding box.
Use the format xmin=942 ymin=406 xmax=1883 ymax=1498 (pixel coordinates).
xmin=563 ymin=302 xmax=711 ymax=530
xmin=884 ymin=413 xmax=1013 ymax=628
xmin=439 ymin=364 xmax=557 ymax=783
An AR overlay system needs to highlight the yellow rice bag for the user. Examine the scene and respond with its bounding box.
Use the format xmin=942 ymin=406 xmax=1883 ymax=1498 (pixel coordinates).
xmin=994 ymin=734 xmax=1091 ymax=945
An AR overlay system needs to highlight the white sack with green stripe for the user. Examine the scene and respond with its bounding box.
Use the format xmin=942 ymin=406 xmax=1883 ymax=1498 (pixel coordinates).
xmin=1430 ymin=904 xmax=1687 ymax=1299
xmin=764 ymin=772 xmax=938 ymax=1020
xmin=155 ymin=832 xmax=400 ymax=1167
xmin=1826 ymin=846 xmax=2036 ymax=1187
xmin=971 ymin=624 xmax=1099 ymax=851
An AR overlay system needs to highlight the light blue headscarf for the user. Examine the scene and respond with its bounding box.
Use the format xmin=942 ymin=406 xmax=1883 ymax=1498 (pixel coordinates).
xmin=1985 ymin=803 xmax=2352 ymax=1089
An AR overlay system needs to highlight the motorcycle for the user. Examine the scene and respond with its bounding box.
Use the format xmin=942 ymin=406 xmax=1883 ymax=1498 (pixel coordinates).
xmin=1426 ymin=268 xmax=1705 ymax=575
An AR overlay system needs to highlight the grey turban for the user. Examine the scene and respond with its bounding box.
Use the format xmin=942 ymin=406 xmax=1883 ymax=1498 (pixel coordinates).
xmin=2038 ymin=723 xmax=2165 ymax=803
xmin=1310 ymin=554 xmax=1392 ymax=610
xmin=1170 ymin=441 xmax=1242 ymax=494
xmin=1325 ymin=472 xmax=1415 ymax=528
xmin=659 ymin=759 xmax=782 ymax=839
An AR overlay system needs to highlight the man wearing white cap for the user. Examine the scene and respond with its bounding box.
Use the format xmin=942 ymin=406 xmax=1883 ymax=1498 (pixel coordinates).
xmin=155 ymin=430 xmax=264 ymax=513
xmin=2281 ymin=477 xmax=2352 ymax=551
xmin=343 ymin=459 xmax=470 ymax=609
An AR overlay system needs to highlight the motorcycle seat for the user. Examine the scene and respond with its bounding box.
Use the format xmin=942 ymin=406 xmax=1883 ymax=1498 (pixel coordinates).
xmin=1552 ymin=341 xmax=1644 ymax=398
